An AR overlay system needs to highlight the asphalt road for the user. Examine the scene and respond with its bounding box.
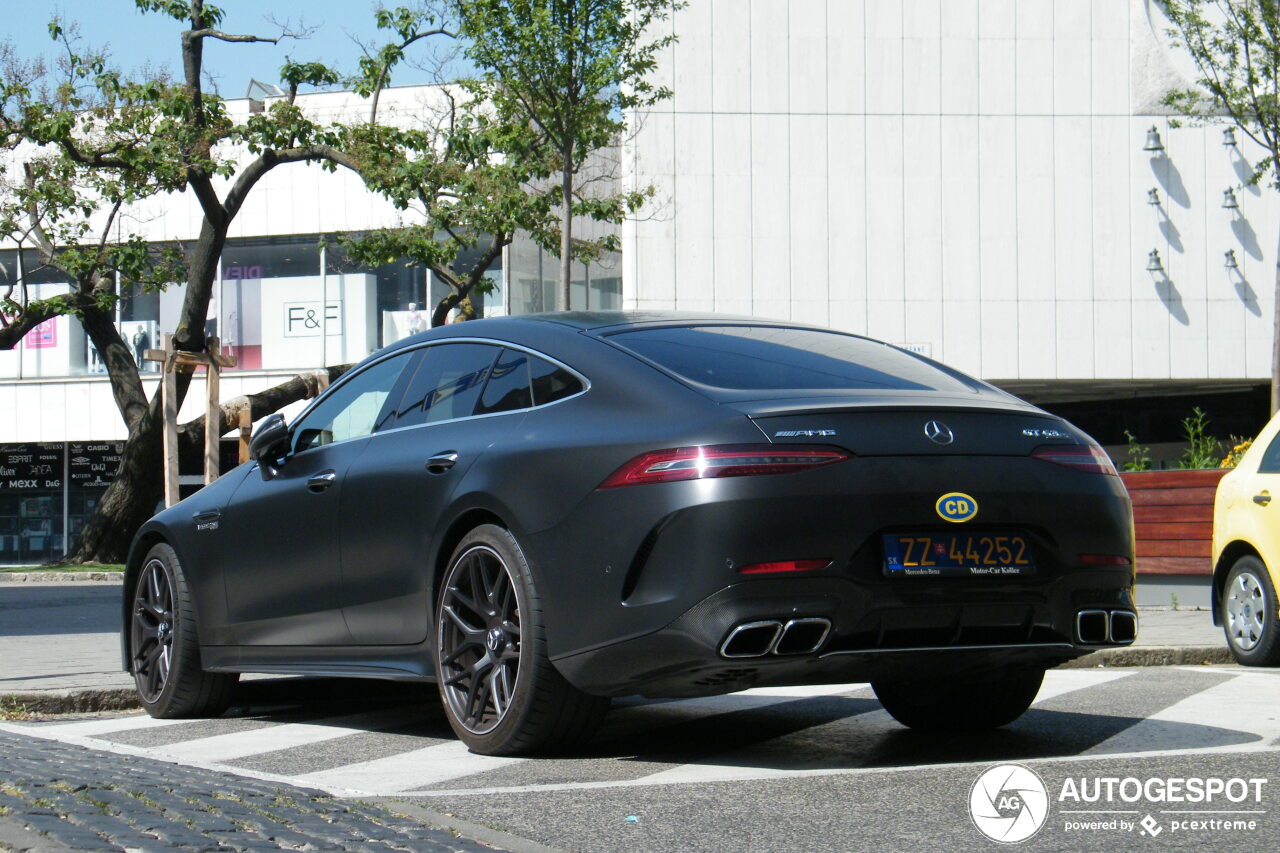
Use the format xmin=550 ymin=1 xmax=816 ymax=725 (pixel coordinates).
xmin=0 ymin=580 xmax=121 ymax=636
xmin=3 ymin=665 xmax=1276 ymax=852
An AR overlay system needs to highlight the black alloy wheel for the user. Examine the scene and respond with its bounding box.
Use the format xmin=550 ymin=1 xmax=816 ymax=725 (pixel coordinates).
xmin=129 ymin=543 xmax=237 ymax=717
xmin=437 ymin=543 xmax=523 ymax=734
xmin=434 ymin=525 xmax=609 ymax=754
xmin=131 ymin=556 xmax=176 ymax=703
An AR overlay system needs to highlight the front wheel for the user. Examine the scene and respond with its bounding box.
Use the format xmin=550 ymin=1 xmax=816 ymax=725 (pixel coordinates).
xmin=1221 ymin=556 xmax=1280 ymax=666
xmin=434 ymin=524 xmax=609 ymax=755
xmin=872 ymin=668 xmax=1045 ymax=731
xmin=129 ymin=543 xmax=237 ymax=717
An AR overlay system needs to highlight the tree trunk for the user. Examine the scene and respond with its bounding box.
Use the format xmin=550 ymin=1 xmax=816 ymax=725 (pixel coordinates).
xmin=65 ymin=393 xmax=171 ymax=563
xmin=1273 ymin=222 xmax=1280 ymax=414
xmin=559 ymin=149 xmax=573 ymax=312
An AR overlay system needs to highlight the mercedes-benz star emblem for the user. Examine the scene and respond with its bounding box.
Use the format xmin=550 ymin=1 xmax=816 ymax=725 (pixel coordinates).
xmin=924 ymin=420 xmax=954 ymax=445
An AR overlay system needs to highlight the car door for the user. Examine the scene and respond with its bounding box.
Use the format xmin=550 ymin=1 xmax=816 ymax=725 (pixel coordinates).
xmin=218 ymin=349 xmax=419 ymax=646
xmin=1235 ymin=427 xmax=1280 ymax=565
xmin=340 ymin=343 xmax=532 ymax=645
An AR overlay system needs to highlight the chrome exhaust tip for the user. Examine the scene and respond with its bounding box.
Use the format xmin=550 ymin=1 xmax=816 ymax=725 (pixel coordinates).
xmin=720 ymin=621 xmax=783 ymax=658
xmin=773 ymin=617 xmax=832 ymax=655
xmin=1109 ymin=610 xmax=1138 ymax=644
xmin=1076 ymin=609 xmax=1109 ymax=645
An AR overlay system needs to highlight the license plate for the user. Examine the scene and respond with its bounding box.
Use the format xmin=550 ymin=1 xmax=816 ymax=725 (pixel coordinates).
xmin=882 ymin=532 xmax=1036 ymax=578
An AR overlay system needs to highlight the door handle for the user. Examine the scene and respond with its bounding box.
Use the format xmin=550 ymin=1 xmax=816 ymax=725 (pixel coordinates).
xmin=426 ymin=451 xmax=459 ymax=475
xmin=1254 ymin=491 xmax=1271 ymax=506
xmin=308 ymin=470 xmax=337 ymax=492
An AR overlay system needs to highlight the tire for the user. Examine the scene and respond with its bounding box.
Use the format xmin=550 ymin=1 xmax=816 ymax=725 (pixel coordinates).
xmin=872 ymin=668 xmax=1045 ymax=731
xmin=129 ymin=542 xmax=237 ymax=718
xmin=434 ymin=524 xmax=609 ymax=755
xmin=1221 ymin=556 xmax=1280 ymax=666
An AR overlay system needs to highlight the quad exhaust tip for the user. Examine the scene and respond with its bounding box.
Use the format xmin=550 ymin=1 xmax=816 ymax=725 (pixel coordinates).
xmin=720 ymin=618 xmax=831 ymax=658
xmin=1076 ymin=609 xmax=1138 ymax=645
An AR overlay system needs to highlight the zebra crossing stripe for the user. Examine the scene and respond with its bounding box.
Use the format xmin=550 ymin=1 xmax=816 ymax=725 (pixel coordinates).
xmin=144 ymin=707 xmax=422 ymax=764
xmin=1087 ymin=670 xmax=1280 ymax=754
xmin=293 ymin=739 xmax=526 ymax=794
xmin=27 ymin=713 xmax=191 ymax=738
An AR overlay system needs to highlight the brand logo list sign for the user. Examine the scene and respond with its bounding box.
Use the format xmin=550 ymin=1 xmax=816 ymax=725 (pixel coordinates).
xmin=284 ymin=302 xmax=343 ymax=338
xmin=969 ymin=764 xmax=1050 ymax=844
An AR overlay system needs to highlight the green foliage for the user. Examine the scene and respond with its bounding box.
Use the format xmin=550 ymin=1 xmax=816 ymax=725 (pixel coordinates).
xmin=1123 ymin=429 xmax=1152 ymax=472
xmin=455 ymin=0 xmax=681 ymax=291
xmin=1162 ymin=1 xmax=1280 ymax=188
xmin=1177 ymin=407 xmax=1223 ymax=469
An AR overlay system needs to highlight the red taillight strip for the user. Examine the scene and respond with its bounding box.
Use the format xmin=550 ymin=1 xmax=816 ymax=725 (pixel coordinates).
xmin=1078 ymin=554 xmax=1132 ymax=566
xmin=1031 ymin=443 xmax=1118 ymax=476
xmin=597 ymin=444 xmax=849 ymax=489
xmin=738 ymin=559 xmax=832 ymax=575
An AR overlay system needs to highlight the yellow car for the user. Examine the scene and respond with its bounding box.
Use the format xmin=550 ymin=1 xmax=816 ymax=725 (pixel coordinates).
xmin=1212 ymin=414 xmax=1280 ymax=666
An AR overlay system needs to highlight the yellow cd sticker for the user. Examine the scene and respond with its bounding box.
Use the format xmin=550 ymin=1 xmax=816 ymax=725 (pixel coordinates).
xmin=936 ymin=492 xmax=978 ymax=523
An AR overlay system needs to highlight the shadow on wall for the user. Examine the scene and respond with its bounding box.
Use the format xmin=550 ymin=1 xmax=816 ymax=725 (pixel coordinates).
xmin=1231 ymin=150 xmax=1264 ymax=195
xmin=1158 ymin=216 xmax=1184 ymax=253
xmin=1233 ymin=274 xmax=1262 ymax=316
xmin=1152 ymin=153 xmax=1190 ymax=208
xmin=1154 ymin=277 xmax=1190 ymax=325
xmin=1231 ymin=216 xmax=1263 ymax=260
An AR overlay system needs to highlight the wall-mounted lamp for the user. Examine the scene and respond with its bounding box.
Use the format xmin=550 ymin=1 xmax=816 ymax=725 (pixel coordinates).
xmin=1223 ymin=127 xmax=1238 ymax=147
xmin=1223 ymin=188 xmax=1240 ymax=209
xmin=1225 ymin=249 xmax=1239 ymax=270
xmin=1147 ymin=188 xmax=1161 ymax=205
xmin=1143 ymin=126 xmax=1165 ymax=152
xmin=1147 ymin=249 xmax=1164 ymax=273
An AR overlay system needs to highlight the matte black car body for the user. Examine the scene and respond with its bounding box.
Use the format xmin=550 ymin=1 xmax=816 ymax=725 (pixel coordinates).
xmin=123 ymin=313 xmax=1135 ymax=712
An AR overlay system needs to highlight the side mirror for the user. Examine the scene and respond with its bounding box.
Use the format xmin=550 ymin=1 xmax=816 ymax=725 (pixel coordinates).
xmin=249 ymin=413 xmax=290 ymax=479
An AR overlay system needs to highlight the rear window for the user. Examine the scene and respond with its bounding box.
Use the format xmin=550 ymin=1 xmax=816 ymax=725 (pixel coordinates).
xmin=609 ymin=326 xmax=974 ymax=393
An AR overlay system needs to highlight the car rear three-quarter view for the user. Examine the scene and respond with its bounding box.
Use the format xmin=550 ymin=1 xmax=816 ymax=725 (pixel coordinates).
xmin=122 ymin=313 xmax=1136 ymax=756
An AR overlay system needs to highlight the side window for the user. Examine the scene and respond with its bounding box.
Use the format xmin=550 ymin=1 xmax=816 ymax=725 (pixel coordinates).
xmin=475 ymin=349 xmax=532 ymax=415
xmin=390 ymin=343 xmax=500 ymax=428
xmin=530 ymin=356 xmax=584 ymax=406
xmin=1259 ymin=432 xmax=1280 ymax=474
xmin=292 ymin=352 xmax=415 ymax=453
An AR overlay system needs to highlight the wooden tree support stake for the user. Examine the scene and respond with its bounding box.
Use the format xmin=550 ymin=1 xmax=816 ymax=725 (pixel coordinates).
xmin=143 ymin=335 xmax=237 ymax=508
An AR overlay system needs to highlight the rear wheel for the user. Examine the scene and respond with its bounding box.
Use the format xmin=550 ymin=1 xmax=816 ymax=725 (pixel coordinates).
xmin=872 ymin=668 xmax=1045 ymax=731
xmin=434 ymin=524 xmax=608 ymax=755
xmin=129 ymin=543 xmax=237 ymax=717
xmin=1221 ymin=556 xmax=1280 ymax=666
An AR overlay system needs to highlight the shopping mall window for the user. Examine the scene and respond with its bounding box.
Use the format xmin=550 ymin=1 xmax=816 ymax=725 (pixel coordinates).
xmin=508 ymin=233 xmax=620 ymax=314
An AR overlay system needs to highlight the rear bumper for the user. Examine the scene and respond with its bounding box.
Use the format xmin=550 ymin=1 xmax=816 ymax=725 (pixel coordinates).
xmin=553 ymin=570 xmax=1136 ymax=697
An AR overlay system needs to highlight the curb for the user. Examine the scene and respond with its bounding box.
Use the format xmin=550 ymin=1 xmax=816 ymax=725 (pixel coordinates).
xmin=1058 ymin=645 xmax=1233 ymax=668
xmin=1 ymin=688 xmax=139 ymax=715
xmin=0 ymin=572 xmax=123 ymax=583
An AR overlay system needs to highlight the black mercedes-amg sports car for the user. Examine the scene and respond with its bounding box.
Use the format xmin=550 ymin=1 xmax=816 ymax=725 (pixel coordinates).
xmin=123 ymin=312 xmax=1135 ymax=754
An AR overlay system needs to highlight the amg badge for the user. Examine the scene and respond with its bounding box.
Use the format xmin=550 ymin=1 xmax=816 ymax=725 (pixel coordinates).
xmin=774 ymin=429 xmax=837 ymax=437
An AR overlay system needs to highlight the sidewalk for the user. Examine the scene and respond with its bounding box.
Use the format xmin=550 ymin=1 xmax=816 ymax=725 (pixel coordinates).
xmin=0 ymin=580 xmax=1234 ymax=715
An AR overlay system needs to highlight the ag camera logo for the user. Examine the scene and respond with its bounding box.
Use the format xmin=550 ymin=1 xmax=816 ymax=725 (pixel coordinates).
xmin=970 ymin=764 xmax=1050 ymax=843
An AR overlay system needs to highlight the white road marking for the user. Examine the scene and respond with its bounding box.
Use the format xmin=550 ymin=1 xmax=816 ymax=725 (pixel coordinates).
xmin=4 ymin=669 xmax=1275 ymax=801
xmin=23 ymin=713 xmax=189 ymax=737
xmin=143 ymin=708 xmax=421 ymax=763
xmin=294 ymin=739 xmax=525 ymax=794
xmin=1085 ymin=670 xmax=1280 ymax=754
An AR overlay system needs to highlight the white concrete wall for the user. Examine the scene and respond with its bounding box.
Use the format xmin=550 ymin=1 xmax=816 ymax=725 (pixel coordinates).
xmin=622 ymin=0 xmax=1280 ymax=382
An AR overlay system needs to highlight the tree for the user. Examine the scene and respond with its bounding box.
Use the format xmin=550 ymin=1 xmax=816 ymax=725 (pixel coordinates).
xmin=1163 ymin=0 xmax=1280 ymax=413
xmin=337 ymin=6 xmax=554 ymax=327
xmin=455 ymin=0 xmax=680 ymax=311
xmin=0 ymin=1 xmax=450 ymax=562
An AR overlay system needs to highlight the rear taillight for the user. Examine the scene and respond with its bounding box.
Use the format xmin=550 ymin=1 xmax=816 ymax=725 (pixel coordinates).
xmin=1079 ymin=554 xmax=1131 ymax=566
xmin=597 ymin=444 xmax=849 ymax=489
xmin=738 ymin=559 xmax=832 ymax=575
xmin=1031 ymin=443 xmax=1118 ymax=476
